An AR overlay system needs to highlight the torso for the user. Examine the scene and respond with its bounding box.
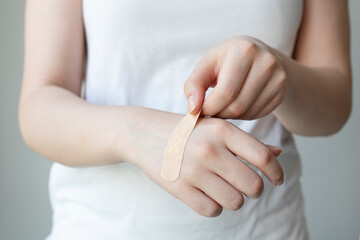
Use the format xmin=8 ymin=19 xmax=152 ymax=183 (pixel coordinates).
xmin=46 ymin=1 xmax=309 ymax=239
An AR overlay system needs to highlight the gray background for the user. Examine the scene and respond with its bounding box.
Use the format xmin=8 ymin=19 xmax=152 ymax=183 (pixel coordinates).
xmin=0 ymin=1 xmax=359 ymax=239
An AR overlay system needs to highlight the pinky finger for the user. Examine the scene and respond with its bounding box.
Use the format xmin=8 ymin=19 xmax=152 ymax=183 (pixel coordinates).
xmin=251 ymin=92 xmax=284 ymax=119
xmin=177 ymin=185 xmax=223 ymax=218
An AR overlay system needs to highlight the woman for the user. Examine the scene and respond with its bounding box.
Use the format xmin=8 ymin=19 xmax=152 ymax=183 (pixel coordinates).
xmin=19 ymin=0 xmax=352 ymax=239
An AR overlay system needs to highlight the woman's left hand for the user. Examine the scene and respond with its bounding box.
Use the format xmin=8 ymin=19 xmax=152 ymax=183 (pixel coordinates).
xmin=184 ymin=36 xmax=288 ymax=120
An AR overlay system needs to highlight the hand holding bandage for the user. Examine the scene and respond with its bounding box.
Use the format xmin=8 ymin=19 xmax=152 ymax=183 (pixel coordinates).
xmin=159 ymin=35 xmax=287 ymax=216
xmin=157 ymin=35 xmax=286 ymax=213
xmin=184 ymin=36 xmax=287 ymax=120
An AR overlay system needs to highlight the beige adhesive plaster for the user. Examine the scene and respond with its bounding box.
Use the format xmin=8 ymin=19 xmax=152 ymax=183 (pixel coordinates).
xmin=161 ymin=110 xmax=202 ymax=181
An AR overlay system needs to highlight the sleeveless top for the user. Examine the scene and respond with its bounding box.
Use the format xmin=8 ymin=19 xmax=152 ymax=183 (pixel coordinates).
xmin=46 ymin=1 xmax=309 ymax=239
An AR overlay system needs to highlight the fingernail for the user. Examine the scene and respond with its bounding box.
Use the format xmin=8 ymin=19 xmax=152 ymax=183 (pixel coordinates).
xmin=272 ymin=146 xmax=282 ymax=157
xmin=275 ymin=178 xmax=284 ymax=186
xmin=272 ymin=146 xmax=282 ymax=152
xmin=188 ymin=94 xmax=196 ymax=114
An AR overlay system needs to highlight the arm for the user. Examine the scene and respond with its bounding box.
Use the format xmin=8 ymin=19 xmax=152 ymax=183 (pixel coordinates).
xmin=19 ymin=0 xmax=197 ymax=168
xmin=272 ymin=0 xmax=352 ymax=136
xmin=19 ymin=0 xmax=114 ymax=167
xmin=18 ymin=0 xmax=180 ymax=167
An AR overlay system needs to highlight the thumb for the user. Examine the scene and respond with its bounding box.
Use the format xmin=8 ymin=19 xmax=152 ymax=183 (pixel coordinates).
xmin=183 ymin=58 xmax=218 ymax=115
xmin=265 ymin=144 xmax=283 ymax=157
xmin=184 ymin=84 xmax=206 ymax=115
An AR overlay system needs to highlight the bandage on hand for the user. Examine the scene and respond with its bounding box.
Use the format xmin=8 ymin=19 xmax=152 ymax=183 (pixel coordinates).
xmin=161 ymin=109 xmax=202 ymax=181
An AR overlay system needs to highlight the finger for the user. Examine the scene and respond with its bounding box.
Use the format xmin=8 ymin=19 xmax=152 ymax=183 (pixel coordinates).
xmin=175 ymin=185 xmax=223 ymax=217
xmin=240 ymin=84 xmax=277 ymax=120
xmin=265 ymin=144 xmax=282 ymax=157
xmin=207 ymin=149 xmax=264 ymax=198
xmin=201 ymin=53 xmax=253 ymax=117
xmin=223 ymin=124 xmax=284 ymax=186
xmin=192 ymin=170 xmax=244 ymax=210
xmin=183 ymin=55 xmax=217 ymax=115
xmin=214 ymin=55 xmax=275 ymax=119
xmin=251 ymin=92 xmax=284 ymax=119
xmin=241 ymin=69 xmax=286 ymax=119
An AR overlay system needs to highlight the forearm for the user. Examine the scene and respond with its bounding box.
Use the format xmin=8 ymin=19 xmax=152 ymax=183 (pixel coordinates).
xmin=273 ymin=50 xmax=352 ymax=136
xmin=18 ymin=85 xmax=182 ymax=167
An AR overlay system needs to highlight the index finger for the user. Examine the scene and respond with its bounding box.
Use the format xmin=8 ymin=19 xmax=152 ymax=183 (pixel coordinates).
xmin=201 ymin=53 xmax=252 ymax=117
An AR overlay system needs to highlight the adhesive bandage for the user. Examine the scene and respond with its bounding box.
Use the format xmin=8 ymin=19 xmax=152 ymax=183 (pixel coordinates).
xmin=160 ymin=110 xmax=202 ymax=181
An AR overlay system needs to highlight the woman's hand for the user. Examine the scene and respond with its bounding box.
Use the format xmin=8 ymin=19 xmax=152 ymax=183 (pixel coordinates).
xmin=184 ymin=36 xmax=288 ymax=120
xmin=124 ymin=111 xmax=284 ymax=217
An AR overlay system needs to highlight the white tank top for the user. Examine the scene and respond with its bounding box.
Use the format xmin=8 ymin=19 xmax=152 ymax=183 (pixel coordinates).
xmin=46 ymin=1 xmax=309 ymax=239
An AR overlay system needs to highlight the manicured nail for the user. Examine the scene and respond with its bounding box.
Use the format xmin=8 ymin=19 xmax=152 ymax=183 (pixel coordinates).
xmin=188 ymin=94 xmax=196 ymax=114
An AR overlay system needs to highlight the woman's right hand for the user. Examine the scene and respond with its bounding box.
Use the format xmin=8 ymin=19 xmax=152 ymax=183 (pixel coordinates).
xmin=119 ymin=109 xmax=284 ymax=218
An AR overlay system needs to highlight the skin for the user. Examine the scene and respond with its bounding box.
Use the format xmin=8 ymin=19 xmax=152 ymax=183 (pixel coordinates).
xmin=18 ymin=0 xmax=351 ymax=217
xmin=184 ymin=0 xmax=352 ymax=137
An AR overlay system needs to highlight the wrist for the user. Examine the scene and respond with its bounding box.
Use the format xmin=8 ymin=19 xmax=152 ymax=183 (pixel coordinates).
xmin=273 ymin=49 xmax=296 ymax=108
xmin=111 ymin=106 xmax=185 ymax=168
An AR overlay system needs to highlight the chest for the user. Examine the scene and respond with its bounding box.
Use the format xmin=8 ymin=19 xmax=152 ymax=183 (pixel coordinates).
xmin=82 ymin=0 xmax=303 ymax=56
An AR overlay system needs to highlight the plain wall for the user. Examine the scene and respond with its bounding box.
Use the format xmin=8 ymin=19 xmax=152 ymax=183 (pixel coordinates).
xmin=0 ymin=1 xmax=359 ymax=239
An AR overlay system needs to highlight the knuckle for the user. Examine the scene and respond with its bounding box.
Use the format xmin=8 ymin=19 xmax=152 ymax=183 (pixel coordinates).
xmin=172 ymin=181 xmax=187 ymax=194
xmin=213 ymin=119 xmax=229 ymax=133
xmin=183 ymin=83 xmax=196 ymax=98
xmin=241 ymin=110 xmax=254 ymax=120
xmin=249 ymin=177 xmax=264 ymax=198
xmin=263 ymin=53 xmax=277 ymax=73
xmin=278 ymin=70 xmax=287 ymax=84
xmin=227 ymin=104 xmax=245 ymax=117
xmin=198 ymin=202 xmax=223 ymax=218
xmin=272 ymin=80 xmax=286 ymax=97
xmin=278 ymin=91 xmax=286 ymax=103
xmin=183 ymin=164 xmax=202 ymax=181
xmin=227 ymin=195 xmax=244 ymax=210
xmin=183 ymin=74 xmax=194 ymax=89
xmin=183 ymin=81 xmax=190 ymax=93
xmin=257 ymin=147 xmax=273 ymax=166
xmin=242 ymin=40 xmax=257 ymax=56
xmin=197 ymin=141 xmax=218 ymax=158
xmin=220 ymin=86 xmax=238 ymax=101
xmin=275 ymin=75 xmax=286 ymax=89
